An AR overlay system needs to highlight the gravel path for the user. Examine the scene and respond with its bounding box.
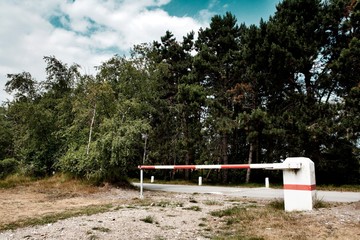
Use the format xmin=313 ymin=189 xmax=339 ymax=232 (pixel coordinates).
xmin=0 ymin=187 xmax=359 ymax=240
xmin=0 ymin=191 xmax=234 ymax=240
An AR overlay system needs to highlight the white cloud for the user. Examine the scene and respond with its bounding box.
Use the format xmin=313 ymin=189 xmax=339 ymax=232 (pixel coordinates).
xmin=0 ymin=0 xmax=205 ymax=103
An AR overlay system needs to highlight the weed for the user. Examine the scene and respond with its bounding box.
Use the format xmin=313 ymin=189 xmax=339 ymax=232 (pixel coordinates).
xmin=203 ymin=200 xmax=222 ymax=206
xmin=314 ymin=196 xmax=330 ymax=209
xmin=225 ymin=198 xmax=243 ymax=203
xmin=161 ymin=225 xmax=176 ymax=230
xmin=225 ymin=217 xmax=239 ymax=226
xmin=140 ymin=215 xmax=155 ymax=224
xmin=183 ymin=205 xmax=202 ymax=211
xmin=155 ymin=236 xmax=166 ymax=240
xmin=210 ymin=206 xmax=246 ymax=217
xmin=126 ymin=206 xmax=137 ymax=209
xmin=151 ymin=200 xmax=183 ymax=207
xmin=268 ymin=199 xmax=284 ymax=210
xmin=88 ymin=234 xmax=99 ymax=240
xmin=92 ymin=226 xmax=111 ymax=233
xmin=189 ymin=198 xmax=198 ymax=203
xmin=113 ymin=206 xmax=123 ymax=211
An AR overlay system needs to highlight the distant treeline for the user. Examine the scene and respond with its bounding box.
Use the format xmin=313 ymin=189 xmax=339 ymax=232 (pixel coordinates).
xmin=1 ymin=0 xmax=359 ymax=185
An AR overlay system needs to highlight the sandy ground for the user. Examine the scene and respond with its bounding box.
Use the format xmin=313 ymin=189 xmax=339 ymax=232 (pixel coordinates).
xmin=0 ymin=183 xmax=359 ymax=240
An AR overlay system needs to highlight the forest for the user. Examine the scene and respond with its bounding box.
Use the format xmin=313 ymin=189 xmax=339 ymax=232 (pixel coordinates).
xmin=0 ymin=0 xmax=359 ymax=185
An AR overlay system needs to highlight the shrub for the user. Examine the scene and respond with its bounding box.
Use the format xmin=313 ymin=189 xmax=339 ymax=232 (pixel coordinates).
xmin=0 ymin=158 xmax=19 ymax=179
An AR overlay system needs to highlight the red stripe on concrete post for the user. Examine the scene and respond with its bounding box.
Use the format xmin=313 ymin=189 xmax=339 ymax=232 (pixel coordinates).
xmin=283 ymin=184 xmax=316 ymax=191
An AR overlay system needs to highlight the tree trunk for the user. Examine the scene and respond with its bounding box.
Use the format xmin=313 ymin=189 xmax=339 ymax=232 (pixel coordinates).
xmin=185 ymin=151 xmax=190 ymax=180
xmin=86 ymin=103 xmax=96 ymax=155
xmin=245 ymin=142 xmax=254 ymax=183
xmin=304 ymin=70 xmax=313 ymax=97
xmin=222 ymin=134 xmax=228 ymax=183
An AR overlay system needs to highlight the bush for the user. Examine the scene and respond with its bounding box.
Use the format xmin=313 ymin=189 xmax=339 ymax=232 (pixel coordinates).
xmin=0 ymin=158 xmax=19 ymax=179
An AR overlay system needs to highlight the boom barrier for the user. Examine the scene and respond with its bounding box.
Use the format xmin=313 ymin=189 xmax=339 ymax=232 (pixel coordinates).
xmin=138 ymin=157 xmax=316 ymax=211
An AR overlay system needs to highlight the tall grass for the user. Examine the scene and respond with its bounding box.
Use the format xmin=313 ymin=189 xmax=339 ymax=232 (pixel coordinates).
xmin=0 ymin=174 xmax=34 ymax=188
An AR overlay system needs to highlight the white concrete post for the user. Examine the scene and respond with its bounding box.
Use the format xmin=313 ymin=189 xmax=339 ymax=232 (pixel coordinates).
xmin=151 ymin=176 xmax=154 ymax=183
xmin=198 ymin=176 xmax=202 ymax=186
xmin=265 ymin=177 xmax=269 ymax=188
xmin=282 ymin=157 xmax=316 ymax=211
xmin=140 ymin=170 xmax=144 ymax=199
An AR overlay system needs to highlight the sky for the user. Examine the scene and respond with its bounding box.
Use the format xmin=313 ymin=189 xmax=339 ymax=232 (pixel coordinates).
xmin=0 ymin=0 xmax=280 ymax=103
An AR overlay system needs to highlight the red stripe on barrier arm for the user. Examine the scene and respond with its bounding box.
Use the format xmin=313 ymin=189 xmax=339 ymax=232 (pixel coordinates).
xmin=220 ymin=164 xmax=250 ymax=169
xmin=138 ymin=166 xmax=156 ymax=170
xmin=283 ymin=184 xmax=316 ymax=191
xmin=174 ymin=165 xmax=196 ymax=170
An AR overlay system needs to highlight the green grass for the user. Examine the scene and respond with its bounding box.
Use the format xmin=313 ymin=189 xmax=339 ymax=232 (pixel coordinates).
xmin=0 ymin=204 xmax=113 ymax=231
xmin=210 ymin=206 xmax=246 ymax=218
xmin=203 ymin=200 xmax=223 ymax=206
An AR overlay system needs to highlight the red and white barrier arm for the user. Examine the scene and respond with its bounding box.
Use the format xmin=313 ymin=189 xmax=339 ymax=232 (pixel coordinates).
xmin=138 ymin=162 xmax=301 ymax=170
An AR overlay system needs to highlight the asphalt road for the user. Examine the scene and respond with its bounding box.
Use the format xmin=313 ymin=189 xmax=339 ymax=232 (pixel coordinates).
xmin=133 ymin=183 xmax=360 ymax=203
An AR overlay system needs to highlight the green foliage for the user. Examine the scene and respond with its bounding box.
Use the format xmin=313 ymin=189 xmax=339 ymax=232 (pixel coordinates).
xmin=0 ymin=158 xmax=19 ymax=179
xmin=0 ymin=107 xmax=13 ymax=160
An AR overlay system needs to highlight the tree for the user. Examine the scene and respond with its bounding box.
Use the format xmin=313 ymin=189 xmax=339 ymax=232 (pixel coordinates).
xmin=195 ymin=12 xmax=242 ymax=182
xmin=0 ymin=106 xmax=13 ymax=160
xmin=43 ymin=56 xmax=80 ymax=97
xmin=152 ymin=31 xmax=206 ymax=179
xmin=5 ymin=72 xmax=38 ymax=101
xmin=5 ymin=56 xmax=81 ymax=176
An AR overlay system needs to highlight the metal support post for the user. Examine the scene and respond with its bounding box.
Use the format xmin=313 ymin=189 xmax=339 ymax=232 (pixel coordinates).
xmin=140 ymin=169 xmax=144 ymax=199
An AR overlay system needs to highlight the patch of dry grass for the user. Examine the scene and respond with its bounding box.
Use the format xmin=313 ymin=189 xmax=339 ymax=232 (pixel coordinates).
xmin=0 ymin=204 xmax=113 ymax=231
xmin=210 ymin=201 xmax=360 ymax=240
xmin=0 ymin=174 xmax=34 ymax=188
xmin=33 ymin=174 xmax=101 ymax=194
